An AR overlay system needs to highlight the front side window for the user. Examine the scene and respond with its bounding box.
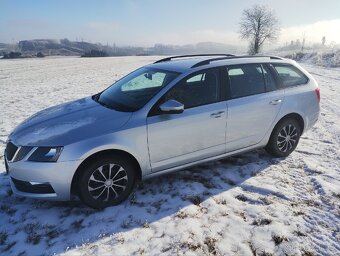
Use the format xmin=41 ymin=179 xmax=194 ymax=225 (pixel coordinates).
xmin=164 ymin=69 xmax=219 ymax=109
xmin=273 ymin=64 xmax=308 ymax=87
xmin=227 ymin=64 xmax=266 ymax=98
xmin=95 ymin=68 xmax=179 ymax=111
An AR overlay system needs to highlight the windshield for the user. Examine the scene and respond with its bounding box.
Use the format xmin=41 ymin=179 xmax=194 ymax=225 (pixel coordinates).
xmin=94 ymin=67 xmax=179 ymax=112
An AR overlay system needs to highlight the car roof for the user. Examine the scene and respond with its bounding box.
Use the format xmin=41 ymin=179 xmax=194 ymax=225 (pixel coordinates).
xmin=147 ymin=54 xmax=293 ymax=73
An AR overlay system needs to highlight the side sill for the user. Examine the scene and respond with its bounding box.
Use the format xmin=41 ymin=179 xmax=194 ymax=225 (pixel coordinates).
xmin=142 ymin=144 xmax=264 ymax=180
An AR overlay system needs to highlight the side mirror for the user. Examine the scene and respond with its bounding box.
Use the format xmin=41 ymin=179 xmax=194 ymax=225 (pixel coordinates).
xmin=159 ymin=99 xmax=184 ymax=114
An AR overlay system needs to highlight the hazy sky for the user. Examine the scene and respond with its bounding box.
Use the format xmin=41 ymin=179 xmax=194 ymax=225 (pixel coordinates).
xmin=1 ymin=0 xmax=340 ymax=46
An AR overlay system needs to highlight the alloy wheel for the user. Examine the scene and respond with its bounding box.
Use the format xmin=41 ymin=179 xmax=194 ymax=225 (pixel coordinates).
xmin=87 ymin=163 xmax=128 ymax=202
xmin=277 ymin=124 xmax=298 ymax=153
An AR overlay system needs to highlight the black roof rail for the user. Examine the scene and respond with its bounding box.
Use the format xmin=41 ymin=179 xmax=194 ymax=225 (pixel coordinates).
xmin=191 ymin=55 xmax=283 ymax=68
xmin=154 ymin=54 xmax=235 ymax=64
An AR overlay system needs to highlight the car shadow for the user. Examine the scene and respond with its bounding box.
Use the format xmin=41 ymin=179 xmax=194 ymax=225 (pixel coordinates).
xmin=0 ymin=149 xmax=284 ymax=255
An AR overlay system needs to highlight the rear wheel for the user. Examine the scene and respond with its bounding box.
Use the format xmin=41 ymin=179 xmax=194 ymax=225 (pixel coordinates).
xmin=78 ymin=155 xmax=136 ymax=209
xmin=266 ymin=118 xmax=301 ymax=157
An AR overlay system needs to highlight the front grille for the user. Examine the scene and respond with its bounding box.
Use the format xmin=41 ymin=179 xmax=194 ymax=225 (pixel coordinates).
xmin=5 ymin=142 xmax=18 ymax=161
xmin=11 ymin=178 xmax=55 ymax=194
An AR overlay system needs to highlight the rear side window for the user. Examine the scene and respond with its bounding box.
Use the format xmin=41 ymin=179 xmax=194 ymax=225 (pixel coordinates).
xmin=273 ymin=64 xmax=308 ymax=87
xmin=227 ymin=64 xmax=266 ymax=98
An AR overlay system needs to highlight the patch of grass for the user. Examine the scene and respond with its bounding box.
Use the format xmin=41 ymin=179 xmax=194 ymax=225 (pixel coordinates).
xmin=198 ymin=178 xmax=216 ymax=189
xmin=204 ymin=237 xmax=217 ymax=255
xmin=137 ymin=247 xmax=145 ymax=254
xmin=175 ymin=211 xmax=188 ymax=219
xmin=24 ymin=223 xmax=41 ymax=245
xmin=249 ymin=242 xmax=274 ymax=256
xmin=45 ymin=226 xmax=60 ymax=240
xmin=290 ymin=202 xmax=299 ymax=207
xmin=129 ymin=195 xmax=146 ymax=207
xmin=221 ymin=211 xmax=229 ymax=217
xmin=120 ymin=220 xmax=130 ymax=229
xmin=214 ymin=197 xmax=227 ymax=205
xmin=0 ymin=231 xmax=8 ymax=245
xmin=26 ymin=233 xmax=41 ymax=245
xmin=235 ymin=194 xmax=248 ymax=202
xmin=293 ymin=230 xmax=307 ymax=237
xmin=185 ymin=195 xmax=202 ymax=206
xmin=259 ymin=252 xmax=274 ymax=256
xmin=293 ymin=210 xmax=305 ymax=216
xmin=181 ymin=241 xmax=201 ymax=251
xmin=2 ymin=241 xmax=16 ymax=252
xmin=116 ymin=234 xmax=125 ymax=244
xmin=143 ymin=221 xmax=150 ymax=228
xmin=301 ymin=249 xmax=315 ymax=256
xmin=333 ymin=193 xmax=340 ymax=199
xmin=151 ymin=199 xmax=166 ymax=211
xmin=272 ymin=234 xmax=288 ymax=245
xmin=0 ymin=204 xmax=17 ymax=216
xmin=260 ymin=197 xmax=273 ymax=205
xmin=304 ymin=167 xmax=323 ymax=175
xmin=203 ymin=190 xmax=211 ymax=196
xmin=199 ymin=206 xmax=208 ymax=214
xmin=252 ymin=218 xmax=272 ymax=226
xmin=304 ymin=199 xmax=320 ymax=207
xmin=249 ymin=241 xmax=257 ymax=256
xmin=71 ymin=219 xmax=84 ymax=230
xmin=239 ymin=212 xmax=248 ymax=222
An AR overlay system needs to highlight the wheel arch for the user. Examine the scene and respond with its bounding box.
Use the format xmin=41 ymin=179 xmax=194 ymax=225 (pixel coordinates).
xmin=70 ymin=149 xmax=142 ymax=195
xmin=275 ymin=112 xmax=305 ymax=133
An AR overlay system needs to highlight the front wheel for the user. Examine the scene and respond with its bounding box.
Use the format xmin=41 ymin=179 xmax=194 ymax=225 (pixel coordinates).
xmin=266 ymin=118 xmax=301 ymax=157
xmin=77 ymin=155 xmax=136 ymax=209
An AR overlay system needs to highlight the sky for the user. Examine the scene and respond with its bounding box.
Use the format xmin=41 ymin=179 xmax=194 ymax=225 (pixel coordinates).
xmin=1 ymin=0 xmax=340 ymax=47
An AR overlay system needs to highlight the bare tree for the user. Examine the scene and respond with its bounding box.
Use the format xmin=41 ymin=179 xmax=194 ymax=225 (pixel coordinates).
xmin=301 ymin=33 xmax=306 ymax=53
xmin=239 ymin=5 xmax=280 ymax=55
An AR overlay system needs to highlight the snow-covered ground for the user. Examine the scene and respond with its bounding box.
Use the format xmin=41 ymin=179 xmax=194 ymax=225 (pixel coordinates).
xmin=0 ymin=56 xmax=339 ymax=256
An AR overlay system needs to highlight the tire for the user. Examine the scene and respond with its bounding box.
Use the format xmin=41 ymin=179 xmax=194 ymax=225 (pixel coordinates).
xmin=77 ymin=155 xmax=136 ymax=209
xmin=266 ymin=118 xmax=301 ymax=157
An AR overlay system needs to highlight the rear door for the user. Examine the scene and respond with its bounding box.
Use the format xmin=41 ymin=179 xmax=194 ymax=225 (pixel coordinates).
xmin=224 ymin=63 xmax=284 ymax=152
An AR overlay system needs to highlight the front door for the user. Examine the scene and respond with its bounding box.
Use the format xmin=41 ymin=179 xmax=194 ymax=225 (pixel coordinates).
xmin=147 ymin=69 xmax=227 ymax=172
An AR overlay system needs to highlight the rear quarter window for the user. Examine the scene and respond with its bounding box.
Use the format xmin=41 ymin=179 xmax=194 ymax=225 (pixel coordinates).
xmin=273 ymin=64 xmax=308 ymax=87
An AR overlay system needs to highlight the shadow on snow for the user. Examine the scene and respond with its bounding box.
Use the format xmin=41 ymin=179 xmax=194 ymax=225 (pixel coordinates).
xmin=0 ymin=149 xmax=284 ymax=255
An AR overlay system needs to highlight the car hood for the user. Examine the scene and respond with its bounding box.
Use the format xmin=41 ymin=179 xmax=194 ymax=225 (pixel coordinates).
xmin=9 ymin=97 xmax=132 ymax=146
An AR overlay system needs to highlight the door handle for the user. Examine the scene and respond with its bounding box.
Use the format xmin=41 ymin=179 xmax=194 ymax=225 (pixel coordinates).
xmin=210 ymin=111 xmax=225 ymax=118
xmin=269 ymin=99 xmax=282 ymax=105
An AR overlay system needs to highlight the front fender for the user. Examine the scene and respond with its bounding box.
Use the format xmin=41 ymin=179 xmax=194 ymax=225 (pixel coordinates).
xmin=59 ymin=124 xmax=151 ymax=176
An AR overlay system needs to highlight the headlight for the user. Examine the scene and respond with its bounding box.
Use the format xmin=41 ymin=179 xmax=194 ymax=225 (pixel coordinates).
xmin=28 ymin=147 xmax=63 ymax=162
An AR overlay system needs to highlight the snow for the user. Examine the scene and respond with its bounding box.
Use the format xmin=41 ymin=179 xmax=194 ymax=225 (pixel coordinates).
xmin=0 ymin=56 xmax=339 ymax=255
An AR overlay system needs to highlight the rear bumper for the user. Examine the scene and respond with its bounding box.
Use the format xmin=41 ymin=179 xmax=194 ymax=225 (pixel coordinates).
xmin=305 ymin=109 xmax=320 ymax=133
xmin=7 ymin=159 xmax=80 ymax=200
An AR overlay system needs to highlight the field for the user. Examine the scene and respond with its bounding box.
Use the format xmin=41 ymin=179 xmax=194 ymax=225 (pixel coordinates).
xmin=0 ymin=56 xmax=339 ymax=256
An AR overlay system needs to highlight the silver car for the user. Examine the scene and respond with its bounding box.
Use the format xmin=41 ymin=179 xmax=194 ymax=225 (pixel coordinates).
xmin=5 ymin=54 xmax=320 ymax=208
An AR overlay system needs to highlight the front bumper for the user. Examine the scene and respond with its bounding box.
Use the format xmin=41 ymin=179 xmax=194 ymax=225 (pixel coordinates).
xmin=6 ymin=158 xmax=81 ymax=200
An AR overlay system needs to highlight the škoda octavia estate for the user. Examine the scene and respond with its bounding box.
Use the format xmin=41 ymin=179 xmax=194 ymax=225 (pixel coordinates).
xmin=5 ymin=54 xmax=320 ymax=208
